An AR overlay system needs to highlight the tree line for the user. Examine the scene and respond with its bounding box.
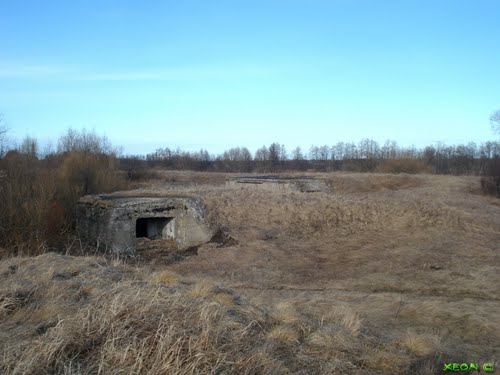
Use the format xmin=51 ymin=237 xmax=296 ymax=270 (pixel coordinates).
xmin=117 ymin=139 xmax=499 ymax=176
xmin=120 ymin=109 xmax=500 ymax=177
xmin=2 ymin=110 xmax=499 ymax=177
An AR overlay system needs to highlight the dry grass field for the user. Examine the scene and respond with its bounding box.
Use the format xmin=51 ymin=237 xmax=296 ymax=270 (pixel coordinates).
xmin=1 ymin=171 xmax=499 ymax=374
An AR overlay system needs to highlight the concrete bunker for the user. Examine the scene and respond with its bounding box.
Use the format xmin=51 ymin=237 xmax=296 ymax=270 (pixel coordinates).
xmin=76 ymin=192 xmax=213 ymax=254
xmin=225 ymin=176 xmax=328 ymax=192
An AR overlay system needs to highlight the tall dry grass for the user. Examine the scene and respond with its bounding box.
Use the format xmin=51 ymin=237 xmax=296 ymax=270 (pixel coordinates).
xmin=1 ymin=170 xmax=498 ymax=373
xmin=0 ymin=253 xmax=440 ymax=375
xmin=199 ymin=182 xmax=484 ymax=239
xmin=154 ymin=171 xmax=499 ymax=369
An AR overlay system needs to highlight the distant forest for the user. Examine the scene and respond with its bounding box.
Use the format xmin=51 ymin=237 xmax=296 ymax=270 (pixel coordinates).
xmin=120 ymin=139 xmax=500 ymax=176
xmin=1 ymin=119 xmax=499 ymax=177
xmin=120 ymin=110 xmax=500 ymax=176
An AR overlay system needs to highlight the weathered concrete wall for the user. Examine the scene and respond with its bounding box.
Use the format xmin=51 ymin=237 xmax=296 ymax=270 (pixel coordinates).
xmin=77 ymin=193 xmax=213 ymax=254
xmin=225 ymin=177 xmax=328 ymax=192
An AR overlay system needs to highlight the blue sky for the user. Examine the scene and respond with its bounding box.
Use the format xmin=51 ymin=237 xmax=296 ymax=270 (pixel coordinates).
xmin=1 ymin=0 xmax=499 ymax=155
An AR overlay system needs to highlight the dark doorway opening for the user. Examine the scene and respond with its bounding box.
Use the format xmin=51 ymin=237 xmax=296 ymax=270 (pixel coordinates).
xmin=135 ymin=217 xmax=174 ymax=240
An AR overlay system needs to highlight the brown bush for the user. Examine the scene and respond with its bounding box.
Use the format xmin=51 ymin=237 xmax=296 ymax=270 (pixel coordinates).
xmin=0 ymin=152 xmax=55 ymax=253
xmin=376 ymin=159 xmax=431 ymax=174
xmin=59 ymin=151 xmax=123 ymax=196
xmin=0 ymin=149 xmax=126 ymax=256
xmin=56 ymin=151 xmax=125 ymax=230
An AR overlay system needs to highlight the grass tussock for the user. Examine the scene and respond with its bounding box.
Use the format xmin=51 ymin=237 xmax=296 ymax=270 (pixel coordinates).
xmin=273 ymin=301 xmax=301 ymax=325
xmin=266 ymin=325 xmax=300 ymax=345
xmin=188 ymin=280 xmax=217 ymax=299
xmin=306 ymin=316 xmax=360 ymax=354
xmin=320 ymin=305 xmax=362 ymax=337
xmin=361 ymin=349 xmax=411 ymax=374
xmin=399 ymin=331 xmax=439 ymax=356
xmin=213 ymin=292 xmax=238 ymax=306
xmin=150 ymin=270 xmax=180 ymax=285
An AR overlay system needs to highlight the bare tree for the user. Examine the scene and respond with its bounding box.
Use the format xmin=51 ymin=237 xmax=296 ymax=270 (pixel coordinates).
xmin=240 ymin=147 xmax=253 ymax=172
xmin=254 ymin=145 xmax=269 ymax=161
xmin=292 ymin=146 xmax=304 ymax=161
xmin=223 ymin=147 xmax=242 ymax=162
xmin=222 ymin=146 xmax=253 ymax=172
xmin=57 ymin=128 xmax=116 ymax=155
xmin=41 ymin=140 xmax=55 ymax=158
xmin=240 ymin=147 xmax=252 ymax=162
xmin=279 ymin=144 xmax=288 ymax=161
xmin=291 ymin=146 xmax=307 ymax=170
xmin=19 ymin=136 xmax=39 ymax=158
xmin=344 ymin=142 xmax=357 ymax=160
xmin=318 ymin=145 xmax=330 ymax=161
xmin=358 ymin=138 xmax=379 ymax=159
xmin=0 ymin=118 xmax=6 ymax=137
xmin=309 ymin=145 xmax=319 ymax=160
xmin=57 ymin=128 xmax=78 ymax=154
xmin=331 ymin=142 xmax=345 ymax=161
xmin=0 ymin=115 xmax=9 ymax=158
xmin=268 ymin=143 xmax=281 ymax=165
xmin=491 ymin=109 xmax=500 ymax=135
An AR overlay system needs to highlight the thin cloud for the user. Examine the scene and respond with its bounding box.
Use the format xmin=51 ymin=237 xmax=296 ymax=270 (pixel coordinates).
xmin=73 ymin=65 xmax=281 ymax=82
xmin=0 ymin=63 xmax=284 ymax=81
xmin=0 ymin=64 xmax=65 ymax=78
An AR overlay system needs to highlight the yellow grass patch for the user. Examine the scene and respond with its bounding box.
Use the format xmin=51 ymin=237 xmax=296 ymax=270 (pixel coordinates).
xmin=214 ymin=293 xmax=237 ymax=306
xmin=321 ymin=305 xmax=361 ymax=336
xmin=150 ymin=270 xmax=179 ymax=285
xmin=273 ymin=301 xmax=300 ymax=324
xmin=266 ymin=325 xmax=300 ymax=344
xmin=188 ymin=280 xmax=216 ymax=298
xmin=362 ymin=349 xmax=410 ymax=374
xmin=400 ymin=331 xmax=439 ymax=356
xmin=306 ymin=327 xmax=356 ymax=353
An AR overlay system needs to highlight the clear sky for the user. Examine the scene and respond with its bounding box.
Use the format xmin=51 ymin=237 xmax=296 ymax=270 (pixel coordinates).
xmin=1 ymin=0 xmax=499 ymax=155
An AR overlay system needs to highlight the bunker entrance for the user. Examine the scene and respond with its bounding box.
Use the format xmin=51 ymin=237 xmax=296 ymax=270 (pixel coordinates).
xmin=136 ymin=217 xmax=175 ymax=240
